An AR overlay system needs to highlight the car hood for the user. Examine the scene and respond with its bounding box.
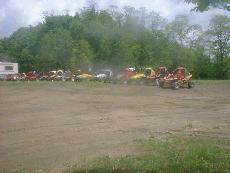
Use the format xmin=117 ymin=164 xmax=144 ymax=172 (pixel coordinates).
xmin=94 ymin=74 xmax=107 ymax=78
xmin=131 ymin=73 xmax=145 ymax=79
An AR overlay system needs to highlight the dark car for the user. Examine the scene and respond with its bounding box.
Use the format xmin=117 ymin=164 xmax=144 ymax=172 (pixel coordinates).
xmin=91 ymin=69 xmax=113 ymax=82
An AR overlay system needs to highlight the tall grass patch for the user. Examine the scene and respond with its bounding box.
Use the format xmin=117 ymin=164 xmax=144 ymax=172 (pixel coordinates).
xmin=66 ymin=135 xmax=230 ymax=173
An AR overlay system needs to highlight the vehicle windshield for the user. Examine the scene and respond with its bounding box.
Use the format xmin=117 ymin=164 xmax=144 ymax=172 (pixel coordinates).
xmin=95 ymin=70 xmax=110 ymax=75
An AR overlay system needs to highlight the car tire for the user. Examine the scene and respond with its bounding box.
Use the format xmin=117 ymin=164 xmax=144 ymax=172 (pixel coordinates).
xmin=188 ymin=80 xmax=194 ymax=88
xmin=155 ymin=79 xmax=160 ymax=87
xmin=159 ymin=80 xmax=164 ymax=88
xmin=173 ymin=81 xmax=180 ymax=90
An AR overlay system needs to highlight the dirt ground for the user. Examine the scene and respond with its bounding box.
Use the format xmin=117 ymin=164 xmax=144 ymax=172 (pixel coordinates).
xmin=0 ymin=81 xmax=230 ymax=173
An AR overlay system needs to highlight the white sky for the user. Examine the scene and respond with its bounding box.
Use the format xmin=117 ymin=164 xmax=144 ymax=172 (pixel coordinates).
xmin=0 ymin=0 xmax=229 ymax=38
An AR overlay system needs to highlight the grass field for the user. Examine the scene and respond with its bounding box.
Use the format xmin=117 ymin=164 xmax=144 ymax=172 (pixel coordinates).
xmin=0 ymin=80 xmax=230 ymax=173
xmin=66 ymin=135 xmax=230 ymax=173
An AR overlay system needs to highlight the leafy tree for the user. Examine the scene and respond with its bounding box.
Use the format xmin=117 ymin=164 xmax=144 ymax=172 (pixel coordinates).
xmin=204 ymin=15 xmax=230 ymax=62
xmin=38 ymin=28 xmax=73 ymax=71
xmin=148 ymin=11 xmax=167 ymax=31
xmin=44 ymin=14 xmax=73 ymax=31
xmin=69 ymin=18 xmax=86 ymax=40
xmin=165 ymin=15 xmax=202 ymax=47
xmin=95 ymin=39 xmax=111 ymax=66
xmin=185 ymin=0 xmax=230 ymax=11
xmin=71 ymin=40 xmax=93 ymax=71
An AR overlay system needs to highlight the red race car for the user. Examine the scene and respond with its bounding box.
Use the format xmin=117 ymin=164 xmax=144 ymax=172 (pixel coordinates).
xmin=159 ymin=67 xmax=194 ymax=89
xmin=113 ymin=68 xmax=136 ymax=84
xmin=6 ymin=73 xmax=20 ymax=81
xmin=25 ymin=71 xmax=37 ymax=81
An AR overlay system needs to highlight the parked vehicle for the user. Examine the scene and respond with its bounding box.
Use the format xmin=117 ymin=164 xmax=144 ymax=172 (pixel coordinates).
xmin=47 ymin=71 xmax=57 ymax=81
xmin=75 ymin=70 xmax=92 ymax=81
xmin=19 ymin=73 xmax=27 ymax=81
xmin=128 ymin=70 xmax=145 ymax=84
xmin=53 ymin=70 xmax=63 ymax=81
xmin=158 ymin=67 xmax=194 ymax=89
xmin=6 ymin=73 xmax=20 ymax=81
xmin=37 ymin=72 xmax=49 ymax=81
xmin=0 ymin=62 xmax=18 ymax=76
xmin=113 ymin=67 xmax=136 ymax=84
xmin=91 ymin=69 xmax=113 ymax=82
xmin=138 ymin=68 xmax=156 ymax=85
xmin=154 ymin=67 xmax=169 ymax=86
xmin=62 ymin=71 xmax=74 ymax=81
xmin=25 ymin=71 xmax=37 ymax=81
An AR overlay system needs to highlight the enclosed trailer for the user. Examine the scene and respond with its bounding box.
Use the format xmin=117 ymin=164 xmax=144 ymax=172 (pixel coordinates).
xmin=0 ymin=62 xmax=18 ymax=80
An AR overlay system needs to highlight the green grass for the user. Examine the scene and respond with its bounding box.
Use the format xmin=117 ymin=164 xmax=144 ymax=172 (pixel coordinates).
xmin=194 ymin=80 xmax=230 ymax=85
xmin=1 ymin=80 xmax=229 ymax=89
xmin=66 ymin=135 xmax=230 ymax=173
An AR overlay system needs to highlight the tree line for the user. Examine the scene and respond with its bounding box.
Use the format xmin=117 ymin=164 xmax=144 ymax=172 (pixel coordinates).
xmin=0 ymin=5 xmax=229 ymax=79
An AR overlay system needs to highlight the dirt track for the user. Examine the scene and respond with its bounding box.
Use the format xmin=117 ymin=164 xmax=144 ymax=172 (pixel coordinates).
xmin=0 ymin=81 xmax=230 ymax=173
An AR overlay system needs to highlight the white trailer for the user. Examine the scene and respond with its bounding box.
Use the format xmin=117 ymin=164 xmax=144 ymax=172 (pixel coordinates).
xmin=0 ymin=62 xmax=18 ymax=79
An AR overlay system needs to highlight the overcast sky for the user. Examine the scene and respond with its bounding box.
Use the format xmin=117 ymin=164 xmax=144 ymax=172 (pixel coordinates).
xmin=0 ymin=0 xmax=229 ymax=38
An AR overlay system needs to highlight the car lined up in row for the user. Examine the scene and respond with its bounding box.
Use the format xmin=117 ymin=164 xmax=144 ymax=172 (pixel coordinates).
xmin=2 ymin=67 xmax=194 ymax=89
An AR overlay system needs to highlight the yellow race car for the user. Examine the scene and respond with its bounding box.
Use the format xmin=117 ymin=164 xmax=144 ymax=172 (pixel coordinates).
xmin=128 ymin=68 xmax=155 ymax=85
xmin=75 ymin=71 xmax=92 ymax=81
